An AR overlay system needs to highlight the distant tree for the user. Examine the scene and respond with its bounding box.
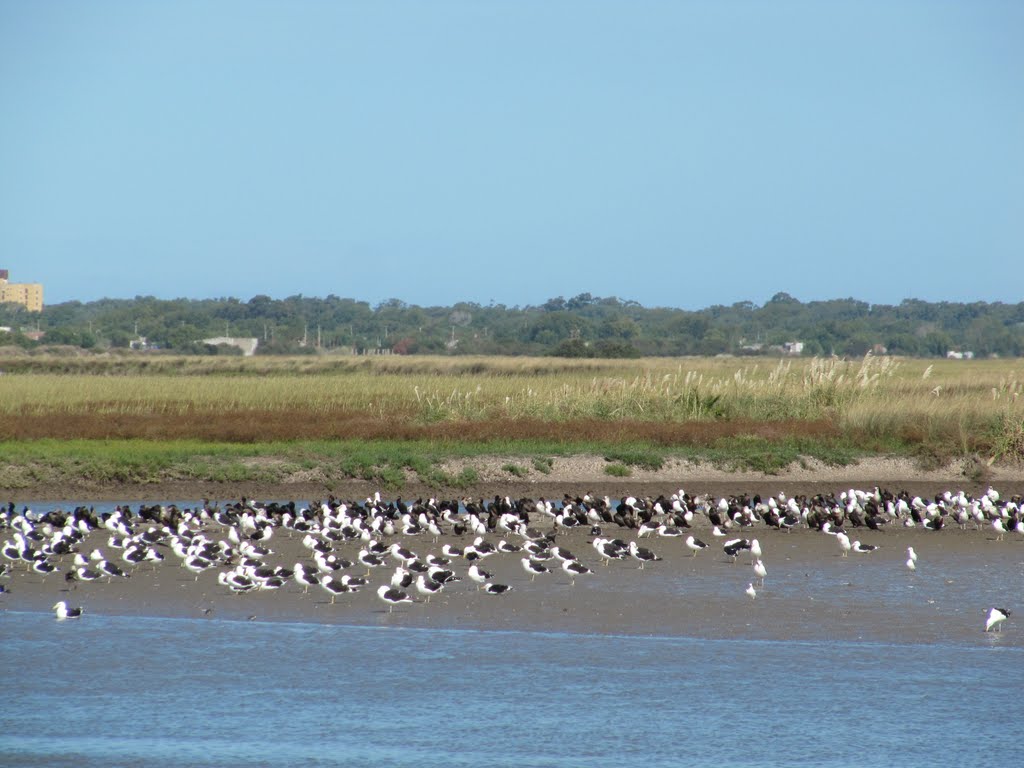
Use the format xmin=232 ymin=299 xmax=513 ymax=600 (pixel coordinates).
xmin=599 ymin=316 xmax=640 ymax=340
xmin=392 ymin=337 xmax=416 ymax=355
xmin=12 ymin=294 xmax=1024 ymax=359
xmin=550 ymin=339 xmax=592 ymax=358
xmin=107 ymin=329 xmax=134 ymax=349
xmin=566 ymin=293 xmax=594 ymax=310
xmin=593 ymin=340 xmax=641 ymax=358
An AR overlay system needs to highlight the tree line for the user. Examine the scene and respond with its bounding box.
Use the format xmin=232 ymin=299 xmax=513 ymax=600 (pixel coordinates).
xmin=2 ymin=292 xmax=1023 ymax=357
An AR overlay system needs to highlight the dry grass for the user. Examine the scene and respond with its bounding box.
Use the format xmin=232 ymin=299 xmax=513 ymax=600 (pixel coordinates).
xmin=0 ymin=353 xmax=1021 ymax=460
xmin=0 ymin=410 xmax=840 ymax=444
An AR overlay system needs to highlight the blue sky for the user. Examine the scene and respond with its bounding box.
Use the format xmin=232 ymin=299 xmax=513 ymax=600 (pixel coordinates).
xmin=2 ymin=1 xmax=1021 ymax=309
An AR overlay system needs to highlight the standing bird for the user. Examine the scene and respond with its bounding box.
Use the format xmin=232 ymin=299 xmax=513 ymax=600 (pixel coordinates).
xmin=985 ymin=607 xmax=1010 ymax=633
xmin=745 ymin=583 xmax=757 ymax=600
xmin=415 ymin=575 xmax=444 ymax=603
xmin=521 ymin=558 xmax=550 ymax=581
xmin=319 ymin=576 xmax=351 ymax=604
xmin=390 ymin=567 xmax=413 ymax=590
xmin=685 ymin=536 xmax=709 ymax=557
xmin=752 ymin=559 xmax=767 ymax=586
xmin=358 ymin=549 xmax=387 ymax=576
xmin=294 ymin=564 xmax=320 ymax=594
xmin=627 ymin=541 xmax=662 ymax=570
xmin=467 ymin=564 xmax=493 ymax=589
xmin=750 ymin=538 xmax=762 ymax=563
xmin=592 ymin=538 xmax=625 ymax=565
xmin=836 ymin=533 xmax=852 ymax=558
xmin=723 ymin=538 xmax=751 ymax=564
xmin=377 ymin=585 xmax=412 ymax=613
xmin=561 ymin=559 xmax=593 ymax=585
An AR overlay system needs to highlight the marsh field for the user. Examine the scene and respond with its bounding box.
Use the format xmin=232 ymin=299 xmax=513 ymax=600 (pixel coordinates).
xmin=0 ymin=353 xmax=1022 ymax=495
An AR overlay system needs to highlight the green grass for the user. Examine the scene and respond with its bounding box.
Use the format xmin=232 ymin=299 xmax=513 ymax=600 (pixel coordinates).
xmin=531 ymin=457 xmax=554 ymax=474
xmin=604 ymin=462 xmax=632 ymax=477
xmin=602 ymin=447 xmax=666 ymax=471
xmin=692 ymin=436 xmax=860 ymax=475
xmin=419 ymin=466 xmax=480 ymax=489
xmin=0 ymin=432 xmax=932 ymax=490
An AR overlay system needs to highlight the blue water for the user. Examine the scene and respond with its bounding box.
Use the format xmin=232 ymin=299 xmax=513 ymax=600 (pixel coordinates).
xmin=1 ymin=612 xmax=1020 ymax=768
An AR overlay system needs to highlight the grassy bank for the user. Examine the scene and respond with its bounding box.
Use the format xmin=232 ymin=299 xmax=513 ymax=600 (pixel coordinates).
xmin=0 ymin=354 xmax=1020 ymax=487
xmin=0 ymin=435 xmax=867 ymax=491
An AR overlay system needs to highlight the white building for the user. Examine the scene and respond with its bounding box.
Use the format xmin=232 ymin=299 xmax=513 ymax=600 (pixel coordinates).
xmin=201 ymin=337 xmax=259 ymax=356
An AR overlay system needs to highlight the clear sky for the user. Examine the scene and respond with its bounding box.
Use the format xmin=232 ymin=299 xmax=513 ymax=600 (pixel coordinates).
xmin=1 ymin=1 xmax=1021 ymax=309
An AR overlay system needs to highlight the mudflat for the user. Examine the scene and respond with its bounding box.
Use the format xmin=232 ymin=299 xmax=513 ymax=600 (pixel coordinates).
xmin=4 ymin=471 xmax=1021 ymax=647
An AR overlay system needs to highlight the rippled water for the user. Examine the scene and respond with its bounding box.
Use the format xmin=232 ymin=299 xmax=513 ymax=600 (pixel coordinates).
xmin=2 ymin=612 xmax=1020 ymax=768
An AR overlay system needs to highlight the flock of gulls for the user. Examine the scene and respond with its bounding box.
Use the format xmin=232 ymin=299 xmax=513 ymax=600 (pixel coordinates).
xmin=1 ymin=485 xmax=1019 ymax=634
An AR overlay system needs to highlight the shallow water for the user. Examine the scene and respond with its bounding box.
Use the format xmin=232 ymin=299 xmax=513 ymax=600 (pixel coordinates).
xmin=2 ymin=611 xmax=1020 ymax=768
xmin=5 ymin=497 xmax=1023 ymax=765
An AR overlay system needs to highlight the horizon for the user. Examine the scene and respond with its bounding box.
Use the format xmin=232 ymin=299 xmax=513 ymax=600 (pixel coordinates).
xmin=3 ymin=2 xmax=1021 ymax=309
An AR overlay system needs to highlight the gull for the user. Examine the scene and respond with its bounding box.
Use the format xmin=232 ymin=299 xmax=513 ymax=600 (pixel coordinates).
xmin=628 ymin=541 xmax=662 ymax=570
xmin=685 ymin=536 xmax=709 ymax=557
xmin=319 ymin=576 xmax=352 ymax=604
xmin=377 ymin=585 xmax=412 ymax=613
xmin=521 ymin=558 xmax=550 ymax=581
xmin=561 ymin=559 xmax=593 ymax=585
xmin=750 ymin=539 xmax=762 ymax=563
xmin=985 ymin=607 xmax=1010 ymax=633
xmin=752 ymin=559 xmax=767 ymax=586
xmin=415 ymin=575 xmax=444 ymax=603
xmin=836 ymin=533 xmax=852 ymax=558
xmin=483 ymin=583 xmax=513 ymax=595
xmin=53 ymin=601 xmax=83 ymax=620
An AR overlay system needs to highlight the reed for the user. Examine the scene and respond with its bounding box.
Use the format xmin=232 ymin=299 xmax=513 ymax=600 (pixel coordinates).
xmin=0 ymin=354 xmax=1020 ymax=464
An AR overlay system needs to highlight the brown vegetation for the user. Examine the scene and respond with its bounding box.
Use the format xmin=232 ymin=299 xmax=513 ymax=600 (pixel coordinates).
xmin=0 ymin=408 xmax=840 ymax=444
